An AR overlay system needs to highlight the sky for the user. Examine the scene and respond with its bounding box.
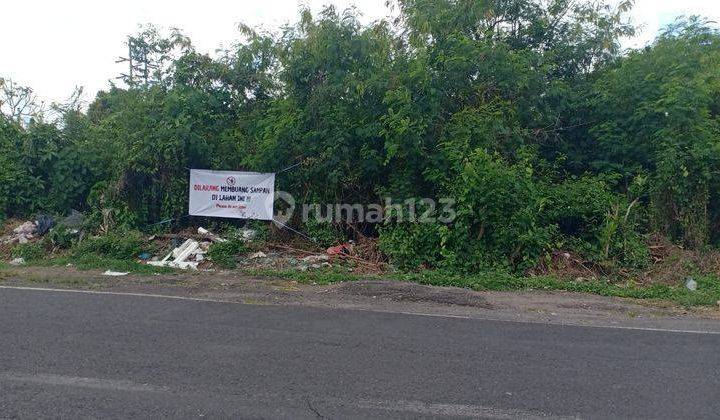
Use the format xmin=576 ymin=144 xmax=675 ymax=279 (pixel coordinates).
xmin=1 ymin=0 xmax=719 ymax=105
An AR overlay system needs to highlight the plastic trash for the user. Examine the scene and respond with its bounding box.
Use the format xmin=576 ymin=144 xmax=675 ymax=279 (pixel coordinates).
xmin=13 ymin=221 xmax=36 ymax=235
xmin=60 ymin=210 xmax=85 ymax=228
xmin=9 ymin=257 xmax=26 ymax=266
xmin=198 ymin=227 xmax=227 ymax=243
xmin=239 ymin=229 xmax=256 ymax=242
xmin=138 ymin=252 xmax=152 ymax=261
xmin=34 ymin=215 xmax=55 ymax=236
xmin=147 ymin=239 xmax=204 ymax=270
xmin=327 ymin=243 xmax=353 ymax=256
xmin=302 ymin=254 xmax=330 ymax=263
xmin=103 ymin=270 xmax=129 ymax=276
xmin=685 ymin=277 xmax=698 ymax=291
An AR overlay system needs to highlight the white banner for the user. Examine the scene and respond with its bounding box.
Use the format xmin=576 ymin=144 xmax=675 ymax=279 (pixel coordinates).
xmin=189 ymin=169 xmax=275 ymax=220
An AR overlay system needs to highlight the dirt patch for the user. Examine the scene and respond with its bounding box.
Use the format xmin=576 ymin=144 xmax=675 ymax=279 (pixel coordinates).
xmin=640 ymin=234 xmax=720 ymax=285
xmin=529 ymin=250 xmax=604 ymax=280
xmin=338 ymin=281 xmax=494 ymax=308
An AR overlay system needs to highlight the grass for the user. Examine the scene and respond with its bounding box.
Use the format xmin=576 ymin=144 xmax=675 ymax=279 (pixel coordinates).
xmin=25 ymin=254 xmax=176 ymax=276
xmin=3 ymin=249 xmax=719 ymax=307
xmin=244 ymin=267 xmax=720 ymax=307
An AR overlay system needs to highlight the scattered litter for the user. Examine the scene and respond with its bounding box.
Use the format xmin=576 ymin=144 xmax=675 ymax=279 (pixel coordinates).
xmin=239 ymin=229 xmax=257 ymax=242
xmin=103 ymin=270 xmax=129 ymax=276
xmin=327 ymin=243 xmax=353 ymax=256
xmin=9 ymin=257 xmax=25 ymax=266
xmin=302 ymin=254 xmax=330 ymax=263
xmin=148 ymin=239 xmax=205 ymax=270
xmin=198 ymin=227 xmax=227 ymax=243
xmin=1 ymin=217 xmax=58 ymax=245
xmin=14 ymin=222 xmax=36 ymax=235
xmin=299 ymin=262 xmax=331 ymax=271
xmin=685 ymin=277 xmax=697 ymax=291
xmin=248 ymin=251 xmax=268 ymax=259
xmin=0 ymin=221 xmax=36 ymax=244
xmin=34 ymin=215 xmax=55 ymax=236
xmin=59 ymin=210 xmax=85 ymax=228
xmin=138 ymin=252 xmax=152 ymax=261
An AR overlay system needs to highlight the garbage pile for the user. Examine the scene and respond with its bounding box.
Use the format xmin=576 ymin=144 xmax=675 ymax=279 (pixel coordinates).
xmin=2 ymin=216 xmax=384 ymax=275
xmin=148 ymin=238 xmax=210 ymax=270
xmin=141 ymin=229 xmax=360 ymax=272
xmin=2 ymin=216 xmax=54 ymax=244
xmin=238 ymin=240 xmax=385 ymax=273
xmin=146 ymin=227 xmax=254 ymax=270
xmin=239 ymin=251 xmax=332 ymax=271
xmin=1 ymin=211 xmax=84 ymax=246
xmin=1 ymin=220 xmax=43 ymax=245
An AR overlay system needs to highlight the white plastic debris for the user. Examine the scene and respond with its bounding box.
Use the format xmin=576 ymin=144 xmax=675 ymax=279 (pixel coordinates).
xmin=239 ymin=229 xmax=257 ymax=242
xmin=9 ymin=257 xmax=26 ymax=266
xmin=685 ymin=277 xmax=698 ymax=291
xmin=0 ymin=221 xmax=37 ymax=245
xmin=248 ymin=251 xmax=268 ymax=259
xmin=148 ymin=239 xmax=205 ymax=270
xmin=197 ymin=227 xmax=227 ymax=243
xmin=13 ymin=221 xmax=36 ymax=235
xmin=302 ymin=255 xmax=330 ymax=263
xmin=103 ymin=270 xmax=129 ymax=276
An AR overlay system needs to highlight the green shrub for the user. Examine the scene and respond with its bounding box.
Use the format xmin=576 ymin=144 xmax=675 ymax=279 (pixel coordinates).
xmin=48 ymin=225 xmax=78 ymax=249
xmin=208 ymin=239 xmax=248 ymax=269
xmin=244 ymin=221 xmax=270 ymax=242
xmin=301 ymin=219 xmax=345 ymax=248
xmin=446 ymin=150 xmax=557 ymax=272
xmin=379 ymin=223 xmax=442 ymax=270
xmin=11 ymin=242 xmax=47 ymax=262
xmin=72 ymin=230 xmax=145 ymax=259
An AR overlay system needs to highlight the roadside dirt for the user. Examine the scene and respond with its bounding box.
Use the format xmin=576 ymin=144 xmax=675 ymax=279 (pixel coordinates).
xmin=2 ymin=266 xmax=719 ymax=332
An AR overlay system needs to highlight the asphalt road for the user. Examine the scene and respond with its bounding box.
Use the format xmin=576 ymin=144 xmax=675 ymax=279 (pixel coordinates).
xmin=0 ymin=287 xmax=719 ymax=419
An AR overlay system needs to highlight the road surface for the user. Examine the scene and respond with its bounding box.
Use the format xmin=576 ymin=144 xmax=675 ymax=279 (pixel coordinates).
xmin=0 ymin=287 xmax=718 ymax=418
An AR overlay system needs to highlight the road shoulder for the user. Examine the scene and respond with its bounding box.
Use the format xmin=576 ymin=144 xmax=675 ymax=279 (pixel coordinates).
xmin=2 ymin=265 xmax=719 ymax=333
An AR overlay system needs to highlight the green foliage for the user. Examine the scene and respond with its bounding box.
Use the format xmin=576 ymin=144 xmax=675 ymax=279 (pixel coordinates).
xmin=591 ymin=17 xmax=720 ymax=248
xmin=11 ymin=242 xmax=47 ymax=262
xmin=379 ymin=223 xmax=442 ymax=270
xmin=47 ymin=225 xmax=77 ymax=249
xmin=72 ymin=230 xmax=145 ymax=260
xmin=66 ymin=255 xmax=173 ymax=275
xmin=0 ymin=6 xmax=718 ymax=277
xmin=301 ymin=219 xmax=344 ymax=248
xmin=207 ymin=239 xmax=248 ymax=269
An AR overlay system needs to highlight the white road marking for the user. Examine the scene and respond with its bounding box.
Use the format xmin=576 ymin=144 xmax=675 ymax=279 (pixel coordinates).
xmin=1 ymin=285 xmax=719 ymax=335
xmin=0 ymin=372 xmax=167 ymax=393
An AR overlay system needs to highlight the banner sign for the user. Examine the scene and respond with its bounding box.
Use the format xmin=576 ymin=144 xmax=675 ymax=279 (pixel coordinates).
xmin=189 ymin=169 xmax=275 ymax=220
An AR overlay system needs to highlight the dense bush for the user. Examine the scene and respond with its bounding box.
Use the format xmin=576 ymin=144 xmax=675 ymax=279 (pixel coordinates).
xmin=1 ymin=2 xmax=718 ymax=275
xmin=72 ymin=231 xmax=145 ymax=260
xmin=11 ymin=243 xmax=47 ymax=262
xmin=208 ymin=239 xmax=248 ymax=269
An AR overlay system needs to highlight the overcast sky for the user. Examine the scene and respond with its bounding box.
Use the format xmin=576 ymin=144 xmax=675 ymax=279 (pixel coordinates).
xmin=2 ymin=0 xmax=719 ymax=105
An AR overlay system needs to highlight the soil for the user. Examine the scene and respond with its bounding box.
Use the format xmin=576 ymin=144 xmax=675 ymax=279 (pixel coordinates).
xmin=2 ymin=265 xmax=720 ymax=332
